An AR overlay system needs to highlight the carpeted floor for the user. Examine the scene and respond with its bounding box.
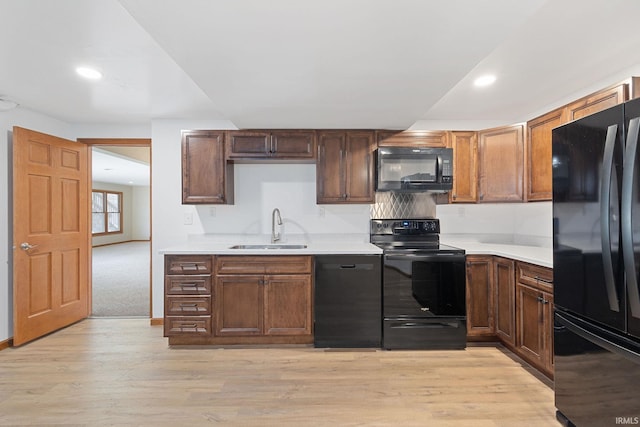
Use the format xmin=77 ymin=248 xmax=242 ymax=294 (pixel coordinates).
xmin=91 ymin=241 xmax=150 ymax=317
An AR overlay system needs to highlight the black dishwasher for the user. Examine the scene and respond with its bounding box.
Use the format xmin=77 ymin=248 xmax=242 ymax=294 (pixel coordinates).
xmin=314 ymin=255 xmax=382 ymax=348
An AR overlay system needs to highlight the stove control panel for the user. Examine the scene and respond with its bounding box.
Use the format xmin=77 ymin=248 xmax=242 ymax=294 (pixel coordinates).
xmin=370 ymin=219 xmax=440 ymax=235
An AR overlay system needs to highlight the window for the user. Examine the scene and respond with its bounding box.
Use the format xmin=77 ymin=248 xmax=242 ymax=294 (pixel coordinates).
xmin=92 ymin=190 xmax=122 ymax=235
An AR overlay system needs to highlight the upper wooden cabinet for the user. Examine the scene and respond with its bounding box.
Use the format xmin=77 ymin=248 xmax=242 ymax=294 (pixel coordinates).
xmin=449 ymin=131 xmax=478 ymax=203
xmin=226 ymin=130 xmax=316 ymax=160
xmin=376 ymin=130 xmax=448 ymax=147
xmin=477 ymin=124 xmax=524 ymax=202
xmin=565 ymin=82 xmax=628 ymax=122
xmin=316 ymin=130 xmax=376 ymax=204
xmin=181 ymin=130 xmax=234 ymax=205
xmin=526 ymin=108 xmax=564 ymax=201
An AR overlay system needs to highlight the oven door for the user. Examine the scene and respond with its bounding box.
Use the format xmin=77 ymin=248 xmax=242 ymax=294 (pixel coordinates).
xmin=383 ymin=252 xmax=466 ymax=318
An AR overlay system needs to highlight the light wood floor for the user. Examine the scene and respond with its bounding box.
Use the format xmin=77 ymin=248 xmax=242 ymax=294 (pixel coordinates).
xmin=0 ymin=319 xmax=558 ymax=426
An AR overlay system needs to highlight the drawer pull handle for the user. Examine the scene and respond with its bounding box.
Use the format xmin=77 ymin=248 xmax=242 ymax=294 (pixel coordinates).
xmin=180 ymin=324 xmax=198 ymax=328
xmin=534 ymin=276 xmax=553 ymax=284
xmin=181 ymin=283 xmax=198 ymax=287
xmin=179 ymin=303 xmax=198 ymax=307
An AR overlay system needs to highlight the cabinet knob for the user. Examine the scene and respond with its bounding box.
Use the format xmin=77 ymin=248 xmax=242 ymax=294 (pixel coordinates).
xmin=452 ymin=194 xmax=457 ymax=200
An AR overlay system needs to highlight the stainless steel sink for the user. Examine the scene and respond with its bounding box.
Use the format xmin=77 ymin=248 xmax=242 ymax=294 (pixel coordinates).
xmin=229 ymin=244 xmax=308 ymax=250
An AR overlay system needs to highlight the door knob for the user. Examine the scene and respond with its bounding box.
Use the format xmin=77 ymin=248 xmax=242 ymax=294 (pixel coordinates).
xmin=20 ymin=242 xmax=38 ymax=251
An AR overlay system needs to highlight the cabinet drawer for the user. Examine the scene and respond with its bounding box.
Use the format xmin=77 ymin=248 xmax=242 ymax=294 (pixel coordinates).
xmin=216 ymin=256 xmax=312 ymax=275
xmin=166 ymin=276 xmax=212 ymax=295
xmin=165 ymin=255 xmax=213 ymax=275
xmin=164 ymin=316 xmax=212 ymax=337
xmin=517 ymin=262 xmax=553 ymax=292
xmin=166 ymin=296 xmax=211 ymax=316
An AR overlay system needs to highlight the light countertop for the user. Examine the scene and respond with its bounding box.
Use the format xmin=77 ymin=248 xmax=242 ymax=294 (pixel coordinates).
xmin=160 ymin=233 xmax=552 ymax=268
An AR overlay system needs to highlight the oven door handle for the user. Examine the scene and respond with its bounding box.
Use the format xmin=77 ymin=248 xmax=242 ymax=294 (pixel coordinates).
xmin=384 ymin=253 xmax=466 ymax=263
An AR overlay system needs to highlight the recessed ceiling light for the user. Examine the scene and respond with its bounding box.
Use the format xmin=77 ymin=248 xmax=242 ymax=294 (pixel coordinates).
xmin=474 ymin=74 xmax=496 ymax=87
xmin=76 ymin=66 xmax=102 ymax=80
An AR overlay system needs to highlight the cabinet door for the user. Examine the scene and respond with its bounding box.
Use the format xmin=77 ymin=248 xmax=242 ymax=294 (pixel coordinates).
xmin=214 ymin=275 xmax=263 ymax=336
xmin=449 ymin=131 xmax=477 ymax=203
xmin=494 ymin=257 xmax=515 ymax=346
xmin=478 ymin=124 xmax=524 ymax=202
xmin=516 ymin=283 xmax=545 ymax=368
xmin=181 ymin=130 xmax=231 ymax=204
xmin=526 ymin=108 xmax=564 ymax=201
xmin=264 ymin=275 xmax=312 ymax=336
xmin=344 ymin=131 xmax=375 ymax=203
xmin=566 ymin=83 xmax=627 ymax=122
xmin=465 ymin=255 xmax=495 ymax=338
xmin=271 ymin=130 xmax=316 ymax=159
xmin=543 ymin=292 xmax=554 ymax=375
xmin=316 ymin=131 xmax=346 ymax=203
xmin=226 ymin=131 xmax=270 ymax=158
xmin=376 ymin=130 xmax=448 ymax=147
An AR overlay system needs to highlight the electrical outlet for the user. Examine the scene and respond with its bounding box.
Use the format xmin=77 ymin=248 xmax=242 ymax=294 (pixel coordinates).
xmin=184 ymin=212 xmax=193 ymax=225
xmin=318 ymin=207 xmax=325 ymax=217
xmin=209 ymin=207 xmax=216 ymax=217
xmin=457 ymin=207 xmax=466 ymax=217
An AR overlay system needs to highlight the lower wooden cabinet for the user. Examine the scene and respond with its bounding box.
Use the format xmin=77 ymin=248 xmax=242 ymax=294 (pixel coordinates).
xmin=515 ymin=262 xmax=554 ymax=377
xmin=494 ymin=257 xmax=515 ymax=346
xmin=465 ymin=255 xmax=495 ymax=338
xmin=164 ymin=254 xmax=313 ymax=345
xmin=465 ymin=255 xmax=553 ymax=378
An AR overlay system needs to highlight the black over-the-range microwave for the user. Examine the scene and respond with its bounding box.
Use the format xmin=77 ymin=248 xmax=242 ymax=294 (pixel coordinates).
xmin=376 ymin=146 xmax=453 ymax=192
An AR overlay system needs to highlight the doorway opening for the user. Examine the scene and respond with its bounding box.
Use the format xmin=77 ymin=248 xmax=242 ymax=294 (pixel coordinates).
xmin=82 ymin=139 xmax=152 ymax=318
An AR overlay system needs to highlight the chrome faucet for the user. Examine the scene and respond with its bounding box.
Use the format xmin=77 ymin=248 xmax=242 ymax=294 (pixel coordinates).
xmin=271 ymin=208 xmax=283 ymax=243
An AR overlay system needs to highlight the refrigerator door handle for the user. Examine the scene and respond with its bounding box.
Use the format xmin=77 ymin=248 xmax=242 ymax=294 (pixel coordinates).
xmin=622 ymin=116 xmax=640 ymax=319
xmin=556 ymin=311 xmax=640 ymax=364
xmin=601 ymin=124 xmax=621 ymax=312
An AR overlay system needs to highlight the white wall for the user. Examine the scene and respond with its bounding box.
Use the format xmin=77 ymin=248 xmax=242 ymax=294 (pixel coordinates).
xmin=131 ymin=185 xmax=150 ymax=240
xmin=438 ymin=201 xmax=553 ymax=247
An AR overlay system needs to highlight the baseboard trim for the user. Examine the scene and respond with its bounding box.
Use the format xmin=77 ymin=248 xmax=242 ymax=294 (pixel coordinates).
xmin=93 ymin=239 xmax=151 ymax=248
xmin=150 ymin=318 xmax=163 ymax=326
xmin=0 ymin=338 xmax=14 ymax=351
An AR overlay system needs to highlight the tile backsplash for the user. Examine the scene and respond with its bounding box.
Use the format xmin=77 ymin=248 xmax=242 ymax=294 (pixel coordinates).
xmin=370 ymin=192 xmax=437 ymax=219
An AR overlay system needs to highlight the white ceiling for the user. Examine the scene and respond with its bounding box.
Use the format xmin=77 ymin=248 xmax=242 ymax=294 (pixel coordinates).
xmin=2 ymin=0 xmax=640 ymax=130
xmin=92 ymin=148 xmax=150 ymax=186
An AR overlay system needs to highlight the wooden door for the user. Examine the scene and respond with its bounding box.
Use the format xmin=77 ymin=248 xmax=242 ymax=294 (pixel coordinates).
xmin=316 ymin=131 xmax=346 ymax=203
xmin=344 ymin=131 xmax=375 ymax=203
xmin=182 ymin=130 xmax=232 ymax=204
xmin=465 ymin=255 xmax=495 ymax=338
xmin=516 ymin=283 xmax=545 ymax=367
xmin=263 ymin=275 xmax=312 ymax=336
xmin=526 ymin=109 xmax=564 ymax=201
xmin=271 ymin=130 xmax=316 ymax=159
xmin=494 ymin=257 xmax=515 ymax=346
xmin=12 ymin=127 xmax=89 ymax=346
xmin=214 ymin=275 xmax=263 ymax=336
xmin=449 ymin=131 xmax=477 ymax=203
xmin=478 ymin=124 xmax=524 ymax=202
xmin=565 ymin=83 xmax=627 ymax=122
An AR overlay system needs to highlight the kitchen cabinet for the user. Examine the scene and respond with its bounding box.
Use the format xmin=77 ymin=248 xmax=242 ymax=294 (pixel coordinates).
xmin=214 ymin=255 xmax=313 ymax=343
xmin=316 ymin=130 xmax=375 ymax=204
xmin=465 ymin=255 xmax=495 ymax=339
xmin=449 ymin=131 xmax=478 ymax=203
xmin=226 ymin=130 xmax=316 ymax=160
xmin=163 ymin=255 xmax=214 ymax=339
xmin=477 ymin=124 xmax=524 ymax=202
xmin=515 ymin=262 xmax=554 ymax=377
xmin=525 ymin=108 xmax=564 ymax=201
xmin=376 ymin=130 xmax=448 ymax=147
xmin=565 ymin=82 xmax=627 ymax=122
xmin=181 ymin=130 xmax=234 ymax=205
xmin=494 ymin=257 xmax=515 ymax=346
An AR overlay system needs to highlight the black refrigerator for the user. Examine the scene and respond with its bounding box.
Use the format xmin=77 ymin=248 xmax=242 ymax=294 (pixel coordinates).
xmin=553 ymin=98 xmax=640 ymax=426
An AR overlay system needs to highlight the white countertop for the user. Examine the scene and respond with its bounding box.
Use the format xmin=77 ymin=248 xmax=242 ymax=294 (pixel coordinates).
xmin=442 ymin=237 xmax=553 ymax=268
xmin=160 ymin=233 xmax=552 ymax=267
xmin=160 ymin=233 xmax=383 ymax=255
